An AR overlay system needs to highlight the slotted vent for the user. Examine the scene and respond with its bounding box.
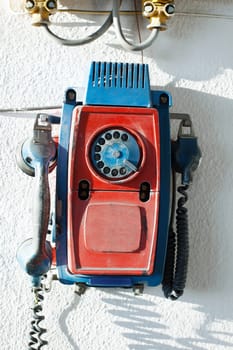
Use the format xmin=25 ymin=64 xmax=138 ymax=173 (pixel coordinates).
xmin=85 ymin=61 xmax=152 ymax=107
xmin=91 ymin=62 xmax=147 ymax=89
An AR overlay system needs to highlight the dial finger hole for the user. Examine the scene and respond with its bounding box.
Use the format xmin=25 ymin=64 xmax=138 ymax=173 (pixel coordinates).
xmin=120 ymin=167 xmax=127 ymax=175
xmin=95 ymin=145 xmax=101 ymax=152
xmin=98 ymin=138 xmax=105 ymax=145
xmin=113 ymin=131 xmax=120 ymax=139
xmin=103 ymin=167 xmax=110 ymax=174
xmin=105 ymin=132 xmax=112 ymax=140
xmin=111 ymin=169 xmax=118 ymax=176
xmin=94 ymin=154 xmax=101 ymax=161
xmin=121 ymin=133 xmax=128 ymax=142
xmin=97 ymin=161 xmax=104 ymax=169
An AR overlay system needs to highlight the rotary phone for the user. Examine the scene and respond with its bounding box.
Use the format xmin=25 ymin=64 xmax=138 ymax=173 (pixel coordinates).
xmin=16 ymin=61 xmax=201 ymax=348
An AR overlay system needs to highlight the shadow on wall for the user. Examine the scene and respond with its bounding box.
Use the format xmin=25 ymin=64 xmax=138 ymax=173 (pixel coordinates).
xmin=58 ymin=292 xmax=82 ymax=350
xmin=103 ymin=288 xmax=233 ymax=350
xmin=144 ymin=7 xmax=233 ymax=81
xmin=103 ymin=290 xmax=172 ymax=350
xmin=165 ymin=87 xmax=233 ymax=294
xmin=58 ymin=289 xmax=233 ymax=350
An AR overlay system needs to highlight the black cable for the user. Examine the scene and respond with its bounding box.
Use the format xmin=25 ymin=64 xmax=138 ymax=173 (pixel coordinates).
xmin=162 ymin=176 xmax=189 ymax=300
xmin=28 ymin=287 xmax=47 ymax=350
xmin=162 ymin=169 xmax=176 ymax=298
xmin=171 ymin=185 xmax=189 ymax=300
xmin=162 ymin=226 xmax=176 ymax=298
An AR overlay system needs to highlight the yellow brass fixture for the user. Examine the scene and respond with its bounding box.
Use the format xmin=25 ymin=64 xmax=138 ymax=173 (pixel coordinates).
xmin=24 ymin=0 xmax=57 ymax=26
xmin=143 ymin=0 xmax=175 ymax=30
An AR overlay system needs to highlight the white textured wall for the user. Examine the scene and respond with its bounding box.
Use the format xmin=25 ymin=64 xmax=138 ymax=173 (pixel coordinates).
xmin=1 ymin=1 xmax=233 ymax=349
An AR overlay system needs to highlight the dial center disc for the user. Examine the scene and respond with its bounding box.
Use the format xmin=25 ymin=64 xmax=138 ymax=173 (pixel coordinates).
xmin=103 ymin=142 xmax=129 ymax=167
xmin=91 ymin=128 xmax=141 ymax=180
xmin=112 ymin=150 xmax=121 ymax=158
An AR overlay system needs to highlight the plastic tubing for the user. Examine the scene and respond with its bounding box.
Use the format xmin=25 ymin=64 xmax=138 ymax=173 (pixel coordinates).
xmin=44 ymin=1 xmax=116 ymax=46
xmin=112 ymin=0 xmax=159 ymax=51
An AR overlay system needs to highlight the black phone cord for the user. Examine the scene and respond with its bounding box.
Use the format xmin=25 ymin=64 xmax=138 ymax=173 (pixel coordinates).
xmin=28 ymin=287 xmax=48 ymax=349
xmin=162 ymin=178 xmax=189 ymax=300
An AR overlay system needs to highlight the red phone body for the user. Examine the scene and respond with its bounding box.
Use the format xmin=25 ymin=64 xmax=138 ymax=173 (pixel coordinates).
xmin=67 ymin=105 xmax=160 ymax=276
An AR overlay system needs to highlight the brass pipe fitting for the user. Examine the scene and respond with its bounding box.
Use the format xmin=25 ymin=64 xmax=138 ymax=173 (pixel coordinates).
xmin=143 ymin=0 xmax=175 ymax=30
xmin=24 ymin=0 xmax=58 ymax=26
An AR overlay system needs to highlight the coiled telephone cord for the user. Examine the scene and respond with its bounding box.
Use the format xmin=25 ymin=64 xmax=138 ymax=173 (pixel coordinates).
xmin=162 ymin=177 xmax=189 ymax=300
xmin=28 ymin=287 xmax=48 ymax=350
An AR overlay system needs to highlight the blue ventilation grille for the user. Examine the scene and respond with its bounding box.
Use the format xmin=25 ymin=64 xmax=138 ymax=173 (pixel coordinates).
xmin=85 ymin=62 xmax=152 ymax=107
xmin=90 ymin=62 xmax=148 ymax=89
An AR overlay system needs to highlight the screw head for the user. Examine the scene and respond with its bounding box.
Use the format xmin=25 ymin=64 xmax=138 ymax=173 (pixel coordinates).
xmin=160 ymin=93 xmax=169 ymax=104
xmin=66 ymin=89 xmax=76 ymax=102
xmin=165 ymin=4 xmax=175 ymax=15
xmin=144 ymin=4 xmax=154 ymax=14
xmin=25 ymin=0 xmax=35 ymax=10
xmin=46 ymin=0 xmax=57 ymax=10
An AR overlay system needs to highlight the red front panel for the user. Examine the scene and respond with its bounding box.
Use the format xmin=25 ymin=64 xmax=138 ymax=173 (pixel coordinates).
xmin=68 ymin=191 xmax=159 ymax=275
xmin=67 ymin=105 xmax=161 ymax=276
xmin=68 ymin=106 xmax=160 ymax=191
